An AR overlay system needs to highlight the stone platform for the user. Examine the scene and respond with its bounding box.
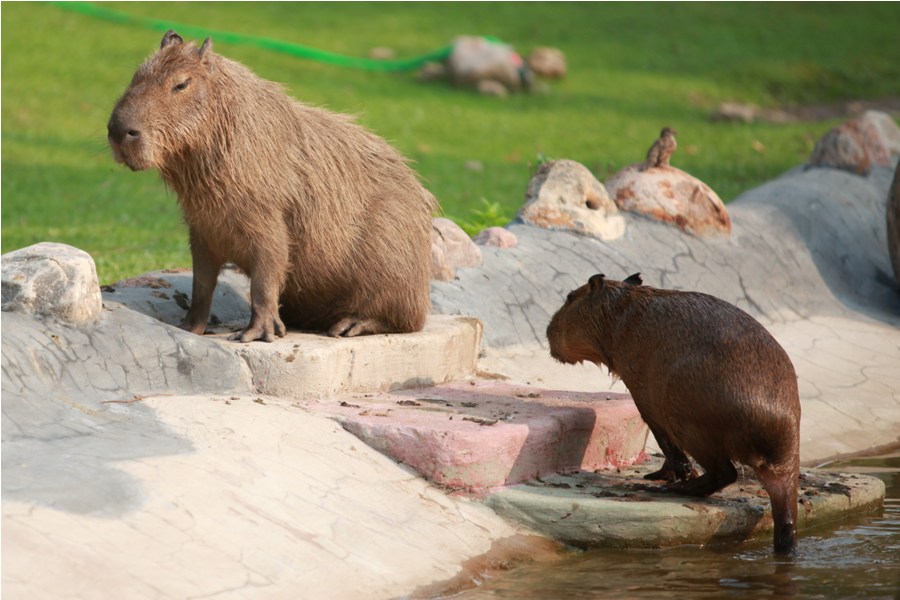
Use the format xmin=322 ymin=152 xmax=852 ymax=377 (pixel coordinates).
xmin=485 ymin=457 xmax=886 ymax=549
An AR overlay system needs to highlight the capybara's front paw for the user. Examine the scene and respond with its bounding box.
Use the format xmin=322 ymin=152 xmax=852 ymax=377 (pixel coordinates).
xmin=230 ymin=315 xmax=286 ymax=343
xmin=178 ymin=316 xmax=208 ymax=336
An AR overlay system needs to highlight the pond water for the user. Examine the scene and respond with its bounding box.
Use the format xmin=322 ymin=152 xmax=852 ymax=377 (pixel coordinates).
xmin=452 ymin=454 xmax=900 ymax=599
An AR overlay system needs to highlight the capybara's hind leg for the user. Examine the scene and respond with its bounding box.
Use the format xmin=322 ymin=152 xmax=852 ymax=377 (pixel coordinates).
xmin=644 ymin=423 xmax=698 ymax=483
xmin=670 ymin=459 xmax=737 ymax=497
xmin=328 ymin=317 xmax=392 ymax=338
xmin=756 ymin=465 xmax=799 ymax=554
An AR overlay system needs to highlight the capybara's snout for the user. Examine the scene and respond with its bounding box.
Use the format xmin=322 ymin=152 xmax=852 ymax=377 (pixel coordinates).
xmin=107 ymin=113 xmax=140 ymax=146
xmin=107 ymin=107 xmax=148 ymax=171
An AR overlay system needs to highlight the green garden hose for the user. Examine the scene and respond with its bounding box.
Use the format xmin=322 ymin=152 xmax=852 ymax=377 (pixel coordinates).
xmin=53 ymin=2 xmax=461 ymax=72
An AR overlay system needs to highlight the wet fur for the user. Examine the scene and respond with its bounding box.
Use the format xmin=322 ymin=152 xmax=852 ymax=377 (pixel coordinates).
xmin=547 ymin=273 xmax=801 ymax=553
xmin=108 ymin=32 xmax=437 ymax=341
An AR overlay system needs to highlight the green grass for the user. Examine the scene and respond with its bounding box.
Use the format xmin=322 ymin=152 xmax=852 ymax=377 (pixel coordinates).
xmin=3 ymin=2 xmax=899 ymax=283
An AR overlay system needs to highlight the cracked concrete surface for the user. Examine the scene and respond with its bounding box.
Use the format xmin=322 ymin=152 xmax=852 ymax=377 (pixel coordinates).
xmin=432 ymin=162 xmax=900 ymax=465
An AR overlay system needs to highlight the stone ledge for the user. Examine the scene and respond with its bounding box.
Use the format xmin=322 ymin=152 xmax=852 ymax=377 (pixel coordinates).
xmin=205 ymin=315 xmax=483 ymax=399
xmin=485 ymin=457 xmax=886 ymax=549
xmin=315 ymin=381 xmax=650 ymax=495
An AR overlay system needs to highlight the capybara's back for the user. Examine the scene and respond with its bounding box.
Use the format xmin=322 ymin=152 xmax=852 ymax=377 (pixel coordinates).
xmin=108 ymin=31 xmax=437 ymax=341
xmin=547 ymin=273 xmax=801 ymax=553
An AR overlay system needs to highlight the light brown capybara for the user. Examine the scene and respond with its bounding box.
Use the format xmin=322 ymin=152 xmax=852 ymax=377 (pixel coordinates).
xmin=547 ymin=273 xmax=801 ymax=554
xmin=108 ymin=31 xmax=438 ymax=342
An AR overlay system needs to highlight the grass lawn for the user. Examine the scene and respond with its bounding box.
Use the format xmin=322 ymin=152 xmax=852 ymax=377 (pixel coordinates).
xmin=3 ymin=2 xmax=899 ymax=283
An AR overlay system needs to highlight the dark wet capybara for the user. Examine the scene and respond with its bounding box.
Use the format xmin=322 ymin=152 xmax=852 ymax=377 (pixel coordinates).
xmin=108 ymin=31 xmax=437 ymax=342
xmin=546 ymin=273 xmax=801 ymax=553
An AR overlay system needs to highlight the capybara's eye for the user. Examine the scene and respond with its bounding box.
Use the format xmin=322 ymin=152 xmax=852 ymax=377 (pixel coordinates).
xmin=172 ymin=78 xmax=192 ymax=93
xmin=565 ymin=292 xmax=576 ymax=304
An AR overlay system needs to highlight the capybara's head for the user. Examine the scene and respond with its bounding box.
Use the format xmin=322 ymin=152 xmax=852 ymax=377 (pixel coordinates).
xmin=108 ymin=30 xmax=214 ymax=171
xmin=546 ymin=272 xmax=643 ymax=368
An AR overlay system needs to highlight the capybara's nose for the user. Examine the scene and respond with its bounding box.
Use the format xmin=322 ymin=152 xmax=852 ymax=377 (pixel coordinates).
xmin=107 ymin=117 xmax=140 ymax=144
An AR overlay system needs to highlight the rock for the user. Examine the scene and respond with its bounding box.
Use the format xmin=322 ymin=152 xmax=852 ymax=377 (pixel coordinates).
xmin=477 ymin=80 xmax=508 ymax=97
xmin=518 ymin=159 xmax=625 ymax=240
xmin=447 ymin=36 xmax=528 ymax=93
xmin=1 ymin=242 xmax=102 ymax=324
xmin=431 ymin=217 xmax=483 ymax=281
xmin=474 ymin=227 xmax=518 ymax=248
xmin=526 ymin=47 xmax=567 ymax=79
xmin=888 ymin=162 xmax=900 ymax=285
xmin=368 ymin=46 xmax=395 ymax=60
xmin=807 ymin=110 xmax=900 ymax=175
xmin=711 ymin=102 xmax=758 ymax=123
xmin=417 ymin=61 xmax=448 ymax=83
xmin=605 ymin=164 xmax=731 ymax=237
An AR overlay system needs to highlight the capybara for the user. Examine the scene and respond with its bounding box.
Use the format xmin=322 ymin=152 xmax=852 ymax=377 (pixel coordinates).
xmin=108 ymin=31 xmax=438 ymax=342
xmin=547 ymin=273 xmax=801 ymax=553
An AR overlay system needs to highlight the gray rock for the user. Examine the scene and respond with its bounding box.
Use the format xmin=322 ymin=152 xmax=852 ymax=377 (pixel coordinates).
xmin=447 ymin=36 xmax=525 ymax=93
xmin=474 ymin=227 xmax=518 ymax=248
xmin=808 ymin=110 xmax=900 ymax=175
xmin=605 ymin=164 xmax=731 ymax=237
xmin=518 ymin=159 xmax=625 ymax=240
xmin=1 ymin=242 xmax=102 ymax=325
xmin=431 ymin=217 xmax=483 ymax=281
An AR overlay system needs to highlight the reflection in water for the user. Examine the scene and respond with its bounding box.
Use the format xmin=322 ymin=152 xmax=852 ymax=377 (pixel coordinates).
xmin=453 ymin=456 xmax=899 ymax=599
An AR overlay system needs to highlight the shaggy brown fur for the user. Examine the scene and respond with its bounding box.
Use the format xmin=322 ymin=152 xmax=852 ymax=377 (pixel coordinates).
xmin=108 ymin=30 xmax=437 ymax=342
xmin=642 ymin=126 xmax=677 ymax=170
xmin=547 ymin=273 xmax=801 ymax=554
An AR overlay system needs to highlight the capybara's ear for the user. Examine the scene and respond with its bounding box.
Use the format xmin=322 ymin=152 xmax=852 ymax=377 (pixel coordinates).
xmin=161 ymin=30 xmax=183 ymax=49
xmin=588 ymin=273 xmax=606 ymax=292
xmin=624 ymin=273 xmax=643 ymax=286
xmin=198 ymin=37 xmax=213 ymax=62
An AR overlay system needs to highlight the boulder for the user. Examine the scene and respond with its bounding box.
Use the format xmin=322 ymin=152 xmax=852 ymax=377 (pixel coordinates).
xmin=807 ymin=110 xmax=900 ymax=175
xmin=518 ymin=159 xmax=625 ymax=240
xmin=526 ymin=47 xmax=567 ymax=79
xmin=474 ymin=227 xmax=518 ymax=248
xmin=1 ymin=242 xmax=102 ymax=324
xmin=447 ymin=36 xmax=529 ymax=94
xmin=431 ymin=217 xmax=483 ymax=281
xmin=888 ymin=162 xmax=900 ymax=285
xmin=605 ymin=164 xmax=731 ymax=237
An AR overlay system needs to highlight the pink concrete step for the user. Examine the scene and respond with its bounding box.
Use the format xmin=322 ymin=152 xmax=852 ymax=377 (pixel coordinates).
xmin=318 ymin=381 xmax=650 ymax=495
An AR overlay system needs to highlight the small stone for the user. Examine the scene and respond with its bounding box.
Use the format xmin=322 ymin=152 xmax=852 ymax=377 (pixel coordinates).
xmin=417 ymin=61 xmax=447 ymax=83
xmin=431 ymin=217 xmax=483 ymax=281
xmin=474 ymin=227 xmax=518 ymax=248
xmin=368 ymin=47 xmax=395 ymax=60
xmin=527 ymin=47 xmax=567 ymax=79
xmin=518 ymin=159 xmax=625 ymax=240
xmin=711 ymin=102 xmax=758 ymax=123
xmin=476 ymin=80 xmax=508 ymax=97
xmin=1 ymin=242 xmax=102 ymax=324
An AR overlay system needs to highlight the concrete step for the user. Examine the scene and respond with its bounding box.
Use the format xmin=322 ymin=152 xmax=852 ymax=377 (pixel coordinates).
xmin=206 ymin=315 xmax=482 ymax=399
xmin=104 ymin=269 xmax=483 ymax=399
xmin=313 ymin=381 xmax=650 ymax=495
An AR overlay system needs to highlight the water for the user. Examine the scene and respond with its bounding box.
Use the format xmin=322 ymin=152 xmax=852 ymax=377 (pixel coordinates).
xmin=452 ymin=454 xmax=900 ymax=599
